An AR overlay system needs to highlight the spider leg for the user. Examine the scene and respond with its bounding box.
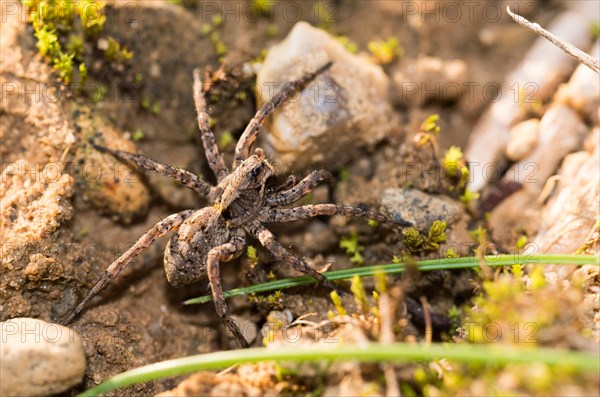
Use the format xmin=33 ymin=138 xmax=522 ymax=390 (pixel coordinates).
xmin=259 ymin=204 xmax=411 ymax=226
xmin=276 ymin=175 xmax=298 ymax=192
xmin=266 ymin=170 xmax=333 ymax=207
xmin=62 ymin=210 xmax=194 ymax=324
xmin=192 ymin=69 xmax=229 ymax=181
xmin=206 ymin=236 xmax=248 ymax=347
xmin=233 ymin=62 xmax=333 ymax=167
xmin=91 ymin=143 xmax=213 ymax=196
xmin=247 ymin=221 xmax=343 ymax=296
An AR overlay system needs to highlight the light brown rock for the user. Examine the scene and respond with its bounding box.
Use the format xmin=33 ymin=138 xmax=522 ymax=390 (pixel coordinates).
xmin=506 ymin=118 xmax=539 ymax=161
xmin=394 ymin=56 xmax=468 ymax=105
xmin=257 ymin=22 xmax=397 ymax=171
xmin=0 ymin=318 xmax=85 ymax=396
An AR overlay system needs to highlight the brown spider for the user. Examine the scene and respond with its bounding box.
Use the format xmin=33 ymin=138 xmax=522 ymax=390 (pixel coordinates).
xmin=64 ymin=62 xmax=403 ymax=347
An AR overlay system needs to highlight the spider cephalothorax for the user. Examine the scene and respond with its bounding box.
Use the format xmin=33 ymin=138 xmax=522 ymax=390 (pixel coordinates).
xmin=64 ymin=62 xmax=405 ymax=347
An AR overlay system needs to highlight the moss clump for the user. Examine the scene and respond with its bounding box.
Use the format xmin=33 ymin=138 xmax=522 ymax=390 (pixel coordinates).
xmin=23 ymin=0 xmax=132 ymax=88
xmin=329 ymin=290 xmax=346 ymax=317
xmin=200 ymin=13 xmax=228 ymax=60
xmin=402 ymin=221 xmax=448 ymax=255
xmin=414 ymin=114 xmax=440 ymax=147
xmin=339 ymin=231 xmax=365 ymax=265
xmin=368 ymin=37 xmax=403 ymax=64
xmin=428 ymin=264 xmax=597 ymax=396
xmin=103 ymin=36 xmax=133 ymax=62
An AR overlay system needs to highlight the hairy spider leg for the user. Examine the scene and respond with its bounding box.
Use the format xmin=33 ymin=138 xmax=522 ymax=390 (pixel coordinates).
xmin=266 ymin=169 xmax=334 ymax=207
xmin=193 ymin=69 xmax=229 ymax=181
xmin=247 ymin=220 xmax=343 ymax=295
xmin=206 ymin=234 xmax=248 ymax=347
xmin=63 ymin=210 xmax=194 ymax=324
xmin=233 ymin=62 xmax=334 ymax=167
xmin=91 ymin=143 xmax=213 ymax=196
xmin=259 ymin=204 xmax=400 ymax=225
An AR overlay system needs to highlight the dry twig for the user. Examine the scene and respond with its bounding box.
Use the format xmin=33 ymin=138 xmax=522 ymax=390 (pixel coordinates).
xmin=507 ymin=7 xmax=599 ymax=73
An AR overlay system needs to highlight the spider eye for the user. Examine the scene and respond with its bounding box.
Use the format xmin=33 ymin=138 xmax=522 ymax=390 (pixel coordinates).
xmin=250 ymin=165 xmax=262 ymax=178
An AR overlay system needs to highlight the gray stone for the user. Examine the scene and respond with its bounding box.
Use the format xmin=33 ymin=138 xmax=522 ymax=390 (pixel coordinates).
xmin=256 ymin=22 xmax=397 ymax=171
xmin=0 ymin=318 xmax=85 ymax=396
xmin=380 ymin=188 xmax=462 ymax=232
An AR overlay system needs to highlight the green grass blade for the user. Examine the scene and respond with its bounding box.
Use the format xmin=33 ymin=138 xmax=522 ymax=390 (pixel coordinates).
xmin=184 ymin=254 xmax=598 ymax=305
xmin=78 ymin=342 xmax=600 ymax=396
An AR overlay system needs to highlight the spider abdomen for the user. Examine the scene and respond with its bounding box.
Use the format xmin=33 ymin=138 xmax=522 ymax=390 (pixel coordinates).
xmin=163 ymin=207 xmax=230 ymax=287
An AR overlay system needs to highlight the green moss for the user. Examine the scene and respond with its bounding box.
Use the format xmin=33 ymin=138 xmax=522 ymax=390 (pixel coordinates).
xmin=469 ymin=226 xmax=487 ymax=245
xmin=338 ymin=167 xmax=350 ymax=182
xmin=422 ymin=114 xmax=440 ymax=133
xmin=374 ymin=268 xmax=387 ymax=294
xmin=266 ymin=290 xmax=284 ymax=308
xmin=78 ymin=0 xmax=106 ymax=34
xmin=415 ymin=114 xmax=441 ymax=147
xmin=211 ymin=14 xmax=224 ymax=27
xmin=436 ymin=260 xmax=596 ymax=396
xmin=218 ymin=131 xmax=234 ymax=150
xmin=443 ymin=145 xmax=472 ymax=191
xmin=459 ymin=188 xmax=480 ymax=204
xmin=52 ymin=51 xmax=74 ymax=84
xmin=339 ymin=232 xmax=364 ymax=265
xmin=34 ymin=26 xmax=59 ymax=57
xmin=443 ymin=146 xmax=464 ymax=177
xmin=350 ymin=274 xmax=369 ymax=313
xmin=246 ymin=245 xmax=258 ymax=266
xmin=402 ymin=228 xmax=423 ymax=253
xmin=201 ymin=23 xmax=212 ymax=35
xmin=103 ymin=36 xmax=133 ymax=62
xmin=140 ymin=98 xmax=160 ymax=115
xmin=235 ymin=91 xmax=248 ymax=102
xmin=402 ymin=221 xmax=448 ymax=255
xmin=131 ymin=129 xmax=144 ymax=142
xmin=515 ymin=235 xmax=528 ymax=250
xmin=206 ymin=25 xmax=228 ymax=58
xmin=423 ymin=220 xmax=448 ymax=251
xmin=368 ymin=37 xmax=403 ymax=64
xmin=23 ymin=0 xmax=133 ymax=89
xmin=150 ymin=102 xmax=160 ymax=115
xmin=337 ymin=35 xmax=359 ymax=54
xmin=252 ymin=0 xmax=273 ymax=16
xmin=330 ymin=290 xmax=346 ymax=316
xmin=90 ymin=83 xmax=106 ymax=102
xmin=66 ymin=34 xmax=84 ymax=61
xmin=444 ymin=247 xmax=459 ymax=258
xmin=23 ymin=0 xmax=128 ymax=88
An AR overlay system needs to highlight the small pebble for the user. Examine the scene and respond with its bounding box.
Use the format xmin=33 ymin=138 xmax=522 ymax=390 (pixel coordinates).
xmin=380 ymin=188 xmax=462 ymax=232
xmin=394 ymin=56 xmax=468 ymax=105
xmin=506 ymin=118 xmax=540 ymax=161
xmin=231 ymin=315 xmax=258 ymax=346
xmin=0 ymin=318 xmax=85 ymax=396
